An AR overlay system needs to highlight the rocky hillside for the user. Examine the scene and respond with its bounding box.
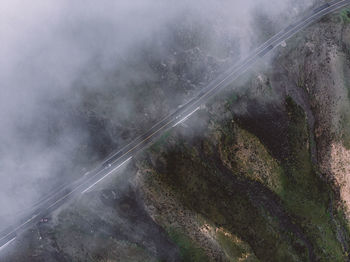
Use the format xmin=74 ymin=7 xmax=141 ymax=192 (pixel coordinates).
xmin=3 ymin=6 xmax=350 ymax=262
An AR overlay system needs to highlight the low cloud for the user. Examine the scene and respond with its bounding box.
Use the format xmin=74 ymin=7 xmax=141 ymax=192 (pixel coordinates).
xmin=0 ymin=0 xmax=316 ymax=228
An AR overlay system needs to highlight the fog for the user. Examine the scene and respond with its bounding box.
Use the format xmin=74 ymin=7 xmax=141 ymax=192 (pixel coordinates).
xmin=0 ymin=0 xmax=317 ymax=229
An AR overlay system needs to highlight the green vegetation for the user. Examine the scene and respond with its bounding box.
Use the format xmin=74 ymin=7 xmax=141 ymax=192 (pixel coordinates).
xmin=340 ymin=8 xmax=350 ymax=24
xmin=216 ymin=230 xmax=259 ymax=262
xmin=143 ymin=95 xmax=350 ymax=261
xmin=147 ymin=138 xmax=309 ymax=261
xmin=217 ymin=231 xmax=245 ymax=259
xmin=226 ymin=93 xmax=238 ymax=106
xmin=150 ymin=130 xmax=173 ymax=152
xmin=297 ymin=68 xmax=305 ymax=89
xmin=339 ymin=39 xmax=350 ymax=149
xmin=279 ymin=97 xmax=345 ymax=261
xmin=339 ymin=111 xmax=350 ymax=150
xmin=335 ymin=206 xmax=350 ymax=239
xmin=218 ymin=120 xmax=284 ymax=194
xmin=167 ymin=227 xmax=209 ymax=262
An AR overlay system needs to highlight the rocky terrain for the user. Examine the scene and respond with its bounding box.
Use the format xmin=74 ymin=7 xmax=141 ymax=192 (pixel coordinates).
xmin=3 ymin=4 xmax=350 ymax=262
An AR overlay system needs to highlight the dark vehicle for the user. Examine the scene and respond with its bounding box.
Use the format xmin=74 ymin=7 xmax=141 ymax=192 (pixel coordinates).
xmin=103 ymin=163 xmax=112 ymax=169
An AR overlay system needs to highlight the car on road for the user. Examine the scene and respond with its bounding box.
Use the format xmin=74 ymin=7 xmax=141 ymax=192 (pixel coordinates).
xmin=39 ymin=218 xmax=49 ymax=223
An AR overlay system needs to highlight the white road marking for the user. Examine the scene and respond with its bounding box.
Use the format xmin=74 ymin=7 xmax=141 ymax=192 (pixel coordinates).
xmin=173 ymin=107 xmax=200 ymax=127
xmin=82 ymin=157 xmax=132 ymax=194
xmin=47 ymin=168 xmax=109 ymax=209
xmin=0 ymin=237 xmax=16 ymax=252
xmin=23 ymin=214 xmax=39 ymax=225
xmin=0 ymin=213 xmax=39 ymax=244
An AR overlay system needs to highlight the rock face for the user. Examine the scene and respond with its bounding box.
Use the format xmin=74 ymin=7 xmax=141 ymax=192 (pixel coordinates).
xmin=4 ymin=7 xmax=350 ymax=262
xmin=279 ymin=10 xmax=350 ymax=222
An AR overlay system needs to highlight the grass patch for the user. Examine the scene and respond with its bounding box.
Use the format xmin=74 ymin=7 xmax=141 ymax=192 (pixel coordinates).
xmin=217 ymin=231 xmax=245 ymax=258
xmin=149 ymin=140 xmax=309 ymax=261
xmin=339 ymin=112 xmax=350 ymax=150
xmin=167 ymin=227 xmax=209 ymax=262
xmin=278 ymin=97 xmax=346 ymax=261
xmin=340 ymin=8 xmax=350 ymax=24
xmin=144 ymin=96 xmax=350 ymax=261
xmin=226 ymin=93 xmax=238 ymax=106
xmin=218 ymin=121 xmax=284 ymax=194
xmin=150 ymin=130 xmax=173 ymax=152
xmin=216 ymin=230 xmax=259 ymax=262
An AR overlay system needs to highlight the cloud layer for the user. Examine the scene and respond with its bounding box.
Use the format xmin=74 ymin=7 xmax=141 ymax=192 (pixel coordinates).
xmin=0 ymin=0 xmax=316 ymax=228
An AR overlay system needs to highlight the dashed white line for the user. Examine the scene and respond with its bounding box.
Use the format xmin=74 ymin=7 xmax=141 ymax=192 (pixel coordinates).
xmin=0 ymin=213 xmax=39 ymax=245
xmin=23 ymin=214 xmax=39 ymax=225
xmin=82 ymin=157 xmax=132 ymax=194
xmin=47 ymin=168 xmax=105 ymax=209
xmin=173 ymin=107 xmax=200 ymax=127
xmin=0 ymin=237 xmax=16 ymax=252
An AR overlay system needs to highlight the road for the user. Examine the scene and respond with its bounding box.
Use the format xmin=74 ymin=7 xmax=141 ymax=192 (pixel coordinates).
xmin=1 ymin=0 xmax=349 ymax=252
